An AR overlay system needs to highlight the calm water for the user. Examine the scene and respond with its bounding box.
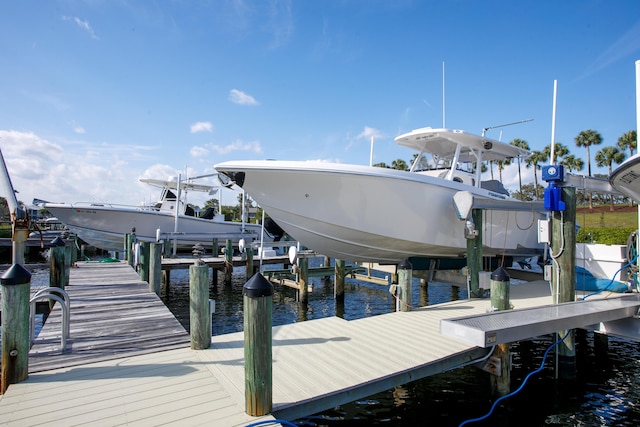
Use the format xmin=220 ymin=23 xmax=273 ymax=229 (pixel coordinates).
xmin=160 ymin=259 xmax=640 ymax=427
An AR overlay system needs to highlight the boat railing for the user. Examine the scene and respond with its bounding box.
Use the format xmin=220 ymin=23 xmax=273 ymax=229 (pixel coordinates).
xmin=68 ymin=201 xmax=162 ymax=212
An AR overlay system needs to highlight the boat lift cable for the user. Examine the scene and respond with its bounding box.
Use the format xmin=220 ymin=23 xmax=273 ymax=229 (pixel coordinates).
xmin=458 ymin=331 xmax=570 ymax=427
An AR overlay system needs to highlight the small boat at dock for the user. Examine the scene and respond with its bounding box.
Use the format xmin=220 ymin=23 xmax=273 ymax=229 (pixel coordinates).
xmin=40 ymin=176 xmax=285 ymax=253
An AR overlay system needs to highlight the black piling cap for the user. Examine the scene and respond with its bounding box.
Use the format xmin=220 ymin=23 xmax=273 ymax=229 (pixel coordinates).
xmin=243 ymin=272 xmax=273 ymax=298
xmin=1 ymin=263 xmax=32 ymax=286
xmin=398 ymin=258 xmax=413 ymax=270
xmin=50 ymin=236 xmax=66 ymax=247
xmin=491 ymin=266 xmax=510 ymax=282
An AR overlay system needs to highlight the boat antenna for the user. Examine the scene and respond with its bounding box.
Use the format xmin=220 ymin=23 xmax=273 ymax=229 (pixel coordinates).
xmin=481 ymin=118 xmax=533 ymax=137
xmin=550 ymin=80 xmax=558 ymax=164
xmin=442 ymin=61 xmax=446 ymax=128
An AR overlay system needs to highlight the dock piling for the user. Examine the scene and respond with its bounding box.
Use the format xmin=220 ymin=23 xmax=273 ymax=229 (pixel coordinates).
xmin=149 ymin=242 xmax=162 ymax=295
xmin=1 ymin=264 xmax=32 ymax=394
xmin=334 ymin=259 xmax=345 ymax=303
xmin=397 ymin=259 xmax=413 ymax=312
xmin=189 ymin=262 xmax=211 ymax=349
xmin=243 ymin=273 xmax=273 ymax=416
xmin=489 ymin=266 xmax=511 ymax=397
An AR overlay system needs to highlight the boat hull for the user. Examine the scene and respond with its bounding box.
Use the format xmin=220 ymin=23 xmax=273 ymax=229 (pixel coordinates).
xmin=43 ymin=203 xmax=268 ymax=252
xmin=215 ymin=161 xmax=544 ymax=263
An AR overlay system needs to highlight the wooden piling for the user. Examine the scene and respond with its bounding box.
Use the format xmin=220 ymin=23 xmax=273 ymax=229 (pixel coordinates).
xmin=149 ymin=242 xmax=162 ymax=295
xmin=298 ymin=256 xmax=309 ymax=304
xmin=245 ymin=248 xmax=254 ymax=278
xmin=397 ymin=259 xmax=412 ymax=312
xmin=139 ymin=242 xmax=151 ymax=283
xmin=552 ymin=186 xmax=576 ymax=380
xmin=1 ymin=264 xmax=32 ymax=394
xmin=49 ymin=237 xmax=71 ymax=301
xmin=243 ymin=273 xmax=273 ymax=416
xmin=190 ymin=263 xmax=211 ymax=350
xmin=224 ymin=239 xmax=233 ymax=285
xmin=467 ymin=209 xmax=483 ymax=297
xmin=489 ymin=266 xmax=511 ymax=397
xmin=334 ymin=259 xmax=345 ymax=303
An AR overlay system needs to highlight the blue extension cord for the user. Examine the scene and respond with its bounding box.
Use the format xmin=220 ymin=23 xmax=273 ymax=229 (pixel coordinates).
xmin=245 ymin=419 xmax=298 ymax=427
xmin=581 ymin=254 xmax=638 ymax=300
xmin=458 ymin=332 xmax=570 ymax=427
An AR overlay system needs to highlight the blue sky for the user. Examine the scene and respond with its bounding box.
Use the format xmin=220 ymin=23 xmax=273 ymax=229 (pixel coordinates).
xmin=1 ymin=0 xmax=639 ymax=208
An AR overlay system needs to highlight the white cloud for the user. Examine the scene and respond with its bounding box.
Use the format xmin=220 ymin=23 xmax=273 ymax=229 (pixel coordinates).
xmin=190 ymin=145 xmax=209 ymax=157
xmin=211 ymin=139 xmax=263 ymax=155
xmin=190 ymin=121 xmax=213 ymax=133
xmin=356 ymin=126 xmax=382 ymax=140
xmin=62 ymin=16 xmax=99 ymax=40
xmin=74 ymin=126 xmax=86 ymax=134
xmin=229 ymin=89 xmax=259 ymax=106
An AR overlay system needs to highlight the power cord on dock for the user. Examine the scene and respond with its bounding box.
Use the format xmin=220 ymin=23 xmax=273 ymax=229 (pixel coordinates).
xmin=581 ymin=254 xmax=638 ymax=300
xmin=458 ymin=331 xmax=570 ymax=427
xmin=245 ymin=419 xmax=298 ymax=427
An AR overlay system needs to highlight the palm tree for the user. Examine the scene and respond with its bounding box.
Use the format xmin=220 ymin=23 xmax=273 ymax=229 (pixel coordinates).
xmin=559 ymin=154 xmax=584 ymax=173
xmin=391 ymin=159 xmax=409 ymax=171
xmin=544 ymin=142 xmax=569 ymax=162
xmin=495 ymin=157 xmax=511 ymax=182
xmin=525 ymin=150 xmax=548 ymax=200
xmin=509 ymin=138 xmax=529 ymax=195
xmin=617 ymin=130 xmax=637 ymax=157
xmin=595 ymin=146 xmax=626 ymax=210
xmin=575 ymin=129 xmax=603 ymax=208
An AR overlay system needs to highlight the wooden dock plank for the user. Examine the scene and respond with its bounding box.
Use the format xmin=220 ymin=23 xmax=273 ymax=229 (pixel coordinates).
xmin=27 ymin=261 xmax=191 ymax=372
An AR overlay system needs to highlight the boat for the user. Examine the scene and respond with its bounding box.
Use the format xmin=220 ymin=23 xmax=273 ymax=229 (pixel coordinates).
xmin=40 ymin=176 xmax=285 ymax=253
xmin=610 ymin=152 xmax=640 ymax=204
xmin=214 ymin=127 xmax=546 ymax=264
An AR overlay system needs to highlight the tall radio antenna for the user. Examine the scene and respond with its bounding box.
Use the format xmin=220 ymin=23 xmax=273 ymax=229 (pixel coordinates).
xmin=442 ymin=61 xmax=446 ymax=128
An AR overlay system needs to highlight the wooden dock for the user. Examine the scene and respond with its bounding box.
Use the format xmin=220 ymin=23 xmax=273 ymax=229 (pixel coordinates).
xmin=0 ymin=262 xmax=632 ymax=425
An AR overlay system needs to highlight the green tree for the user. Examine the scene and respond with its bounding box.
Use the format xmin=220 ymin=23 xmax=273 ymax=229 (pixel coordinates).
xmin=525 ymin=150 xmax=548 ymax=200
xmin=373 ymin=162 xmax=390 ymax=168
xmin=544 ymin=142 xmax=569 ymax=162
xmin=509 ymin=138 xmax=530 ymax=196
xmin=575 ymin=129 xmax=603 ymax=208
xmin=575 ymin=129 xmax=603 ymax=177
xmin=559 ymin=154 xmax=584 ymax=173
xmin=617 ymin=130 xmax=637 ymax=157
xmin=391 ymin=159 xmax=409 ymax=171
xmin=595 ymin=146 xmax=626 ymax=210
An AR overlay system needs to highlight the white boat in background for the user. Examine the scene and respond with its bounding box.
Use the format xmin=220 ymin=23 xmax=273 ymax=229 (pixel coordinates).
xmin=214 ymin=127 xmax=546 ymax=264
xmin=40 ymin=177 xmax=285 ymax=253
xmin=610 ymin=152 xmax=640 ymax=203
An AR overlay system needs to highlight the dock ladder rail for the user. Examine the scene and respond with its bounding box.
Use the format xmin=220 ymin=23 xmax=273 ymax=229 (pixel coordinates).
xmin=29 ymin=287 xmax=70 ymax=351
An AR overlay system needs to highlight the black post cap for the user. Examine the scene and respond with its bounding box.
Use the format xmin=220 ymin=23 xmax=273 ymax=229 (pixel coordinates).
xmin=243 ymin=272 xmax=273 ymax=298
xmin=1 ymin=263 xmax=32 ymax=286
xmin=491 ymin=266 xmax=510 ymax=282
xmin=50 ymin=236 xmax=66 ymax=247
xmin=398 ymin=258 xmax=413 ymax=270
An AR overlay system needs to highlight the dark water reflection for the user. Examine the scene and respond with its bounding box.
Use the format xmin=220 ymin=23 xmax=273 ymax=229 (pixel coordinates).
xmin=161 ymin=260 xmax=640 ymax=427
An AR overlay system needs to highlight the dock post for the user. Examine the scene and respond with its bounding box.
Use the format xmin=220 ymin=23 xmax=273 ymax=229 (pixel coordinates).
xmin=224 ymin=239 xmax=233 ymax=285
xmin=467 ymin=209 xmax=483 ymax=297
xmin=49 ymin=237 xmax=71 ymax=310
xmin=397 ymin=259 xmax=413 ymax=312
xmin=1 ymin=264 xmax=32 ymax=394
xmin=149 ymin=242 xmax=162 ymax=295
xmin=127 ymin=232 xmax=137 ymax=267
xmin=334 ymin=259 xmax=345 ymax=303
xmin=298 ymin=256 xmax=309 ymax=304
xmin=212 ymin=238 xmax=219 ymax=257
xmin=138 ymin=241 xmax=150 ymax=283
xmin=162 ymin=270 xmax=171 ymax=293
xmin=243 ymin=273 xmax=273 ymax=416
xmin=552 ymin=186 xmax=577 ymax=380
xmin=189 ymin=261 xmax=211 ymax=350
xmin=245 ymin=247 xmax=254 ymax=278
xmin=489 ymin=266 xmax=511 ymax=397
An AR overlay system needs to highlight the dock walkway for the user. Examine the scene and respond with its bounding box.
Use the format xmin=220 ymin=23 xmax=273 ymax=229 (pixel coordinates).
xmin=0 ymin=262 xmax=632 ymax=425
